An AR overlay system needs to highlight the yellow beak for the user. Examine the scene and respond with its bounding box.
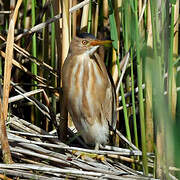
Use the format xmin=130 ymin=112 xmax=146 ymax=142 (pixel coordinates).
xmin=90 ymin=40 xmax=113 ymax=46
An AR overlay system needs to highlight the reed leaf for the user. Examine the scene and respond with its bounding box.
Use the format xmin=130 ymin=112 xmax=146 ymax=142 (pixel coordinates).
xmin=108 ymin=0 xmax=118 ymax=51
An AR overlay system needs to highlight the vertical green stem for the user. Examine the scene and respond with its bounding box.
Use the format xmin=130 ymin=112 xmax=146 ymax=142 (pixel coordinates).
xmin=120 ymin=84 xmax=132 ymax=142
xmin=124 ymin=1 xmax=129 ymax=51
xmin=108 ymin=0 xmax=131 ymax=142
xmin=23 ymin=0 xmax=28 ymax=26
xmin=31 ymin=0 xmax=37 ymax=81
xmin=87 ymin=0 xmax=92 ymax=33
xmin=122 ymin=1 xmax=131 ymax=142
xmin=22 ymin=0 xmax=28 ymax=46
xmin=134 ymin=0 xmax=148 ymax=175
xmin=50 ymin=4 xmax=56 ymax=112
xmin=130 ymin=48 xmax=138 ymax=148
xmin=31 ymin=0 xmax=37 ymax=125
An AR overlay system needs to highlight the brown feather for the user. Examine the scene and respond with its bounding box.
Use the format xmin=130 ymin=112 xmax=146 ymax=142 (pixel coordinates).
xmin=62 ymin=36 xmax=116 ymax=146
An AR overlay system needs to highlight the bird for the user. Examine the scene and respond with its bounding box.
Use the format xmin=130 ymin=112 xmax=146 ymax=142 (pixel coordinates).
xmin=62 ymin=33 xmax=117 ymax=150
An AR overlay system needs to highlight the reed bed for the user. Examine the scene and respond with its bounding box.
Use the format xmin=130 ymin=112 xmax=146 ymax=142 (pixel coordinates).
xmin=0 ymin=114 xmax=156 ymax=179
xmin=0 ymin=0 xmax=179 ymax=179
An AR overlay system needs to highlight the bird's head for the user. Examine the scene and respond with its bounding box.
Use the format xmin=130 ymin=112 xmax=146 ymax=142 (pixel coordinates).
xmin=68 ymin=33 xmax=112 ymax=56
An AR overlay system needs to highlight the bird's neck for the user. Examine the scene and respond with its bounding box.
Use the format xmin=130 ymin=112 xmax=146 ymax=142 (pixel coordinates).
xmin=83 ymin=46 xmax=99 ymax=56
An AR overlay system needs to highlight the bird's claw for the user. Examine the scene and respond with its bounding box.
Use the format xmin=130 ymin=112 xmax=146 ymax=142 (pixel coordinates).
xmin=72 ymin=150 xmax=106 ymax=161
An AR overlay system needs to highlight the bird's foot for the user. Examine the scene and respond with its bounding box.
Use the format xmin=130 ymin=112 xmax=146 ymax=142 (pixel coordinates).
xmin=72 ymin=150 xmax=105 ymax=161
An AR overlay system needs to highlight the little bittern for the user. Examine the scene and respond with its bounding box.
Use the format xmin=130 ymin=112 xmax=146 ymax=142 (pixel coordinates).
xmin=62 ymin=33 xmax=116 ymax=149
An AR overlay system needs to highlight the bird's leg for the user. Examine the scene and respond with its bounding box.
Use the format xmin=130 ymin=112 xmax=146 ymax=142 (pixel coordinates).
xmin=94 ymin=143 xmax=105 ymax=161
xmin=95 ymin=142 xmax=100 ymax=151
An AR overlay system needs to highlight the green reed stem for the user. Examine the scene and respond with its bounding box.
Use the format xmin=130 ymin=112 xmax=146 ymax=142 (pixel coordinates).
xmin=31 ymin=0 xmax=37 ymax=81
xmin=134 ymin=0 xmax=148 ymax=175
xmin=23 ymin=0 xmax=28 ymax=26
xmin=108 ymin=0 xmax=131 ymax=142
xmin=122 ymin=1 xmax=132 ymax=142
xmin=22 ymin=0 xmax=28 ymax=46
xmin=108 ymin=0 xmax=131 ymax=141
xmin=130 ymin=48 xmax=138 ymax=148
xmin=87 ymin=0 xmax=92 ymax=33
xmin=31 ymin=0 xmax=38 ymax=124
xmin=120 ymin=84 xmax=132 ymax=142
xmin=124 ymin=1 xmax=129 ymax=51
xmin=50 ymin=4 xmax=56 ymax=112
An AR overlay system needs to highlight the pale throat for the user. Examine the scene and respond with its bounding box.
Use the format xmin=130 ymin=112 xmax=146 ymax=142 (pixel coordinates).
xmin=84 ymin=45 xmax=99 ymax=56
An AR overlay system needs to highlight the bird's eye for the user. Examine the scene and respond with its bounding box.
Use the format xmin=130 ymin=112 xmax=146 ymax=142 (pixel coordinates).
xmin=82 ymin=40 xmax=88 ymax=45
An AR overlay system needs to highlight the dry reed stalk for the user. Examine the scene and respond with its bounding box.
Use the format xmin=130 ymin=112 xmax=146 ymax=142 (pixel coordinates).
xmin=112 ymin=41 xmax=119 ymax=86
xmin=112 ymin=1 xmax=120 ymax=85
xmin=93 ymin=1 xmax=99 ymax=36
xmin=69 ymin=0 xmax=72 ymax=42
xmin=107 ymin=154 xmax=139 ymax=163
xmin=80 ymin=2 xmax=89 ymax=31
xmin=0 ymin=115 xmax=156 ymax=179
xmin=62 ymin=0 xmax=70 ymax=63
xmin=116 ymin=52 xmax=130 ymax=94
xmin=138 ymin=0 xmax=144 ymax=32
xmin=138 ymin=0 xmax=147 ymax=26
xmin=113 ymin=47 xmax=120 ymax=147
xmin=8 ymin=89 xmax=44 ymax=103
xmin=70 ymin=0 xmax=90 ymax=13
xmin=0 ymin=51 xmax=45 ymax=84
xmin=59 ymin=0 xmax=70 ymax=142
xmin=173 ymin=0 xmax=179 ymax=60
xmin=52 ymin=0 xmax=62 ymax=102
xmin=51 ymin=0 xmax=62 ymax=52
xmin=0 ymin=0 xmax=22 ymax=164
xmin=103 ymin=0 xmax=108 ymax=27
xmin=7 ymin=1 xmax=91 ymax=43
xmin=9 ymin=0 xmax=16 ymax=19
xmin=156 ymin=126 xmax=165 ymax=178
xmin=72 ymin=0 xmax=77 ymax=37
xmin=171 ymin=0 xmax=179 ymax=120
xmin=0 ymin=35 xmax=57 ymax=79
xmin=145 ymin=0 xmax=154 ymax=153
xmin=114 ymin=0 xmax=122 ymax=40
xmin=0 ymin=174 xmax=12 ymax=180
xmin=42 ymin=0 xmax=50 ymax=131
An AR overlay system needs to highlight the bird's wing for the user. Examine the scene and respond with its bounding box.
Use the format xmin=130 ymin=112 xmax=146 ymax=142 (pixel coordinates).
xmin=103 ymin=77 xmax=117 ymax=131
xmin=94 ymin=52 xmax=117 ymax=130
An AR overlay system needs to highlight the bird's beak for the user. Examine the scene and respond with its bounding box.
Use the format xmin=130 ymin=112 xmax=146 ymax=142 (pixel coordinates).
xmin=90 ymin=40 xmax=113 ymax=46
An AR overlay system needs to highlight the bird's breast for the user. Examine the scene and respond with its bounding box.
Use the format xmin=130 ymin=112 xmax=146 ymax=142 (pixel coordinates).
xmin=62 ymin=53 xmax=113 ymax=145
xmin=63 ymin=54 xmax=108 ymax=119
